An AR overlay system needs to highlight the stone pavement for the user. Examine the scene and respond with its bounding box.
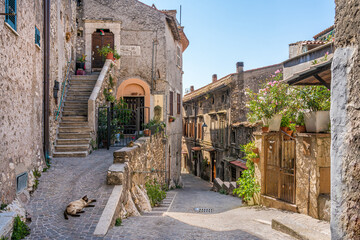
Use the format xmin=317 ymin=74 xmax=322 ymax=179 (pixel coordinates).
xmin=105 ymin=174 xmax=295 ymax=240
xmin=26 ymin=149 xmax=115 ymax=240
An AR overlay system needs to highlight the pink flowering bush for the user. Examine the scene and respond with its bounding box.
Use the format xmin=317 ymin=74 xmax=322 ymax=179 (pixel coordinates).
xmin=246 ymin=70 xmax=289 ymax=123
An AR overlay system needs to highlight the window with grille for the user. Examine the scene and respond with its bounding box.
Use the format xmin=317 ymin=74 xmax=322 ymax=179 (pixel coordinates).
xmin=5 ymin=0 xmax=17 ymax=31
xmin=177 ymin=93 xmax=181 ymax=114
xmin=35 ymin=26 xmax=40 ymax=46
xmin=169 ymin=91 xmax=174 ymax=116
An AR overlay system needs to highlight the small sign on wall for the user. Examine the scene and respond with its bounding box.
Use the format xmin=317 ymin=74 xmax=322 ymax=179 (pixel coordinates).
xmin=120 ymin=46 xmax=141 ymax=56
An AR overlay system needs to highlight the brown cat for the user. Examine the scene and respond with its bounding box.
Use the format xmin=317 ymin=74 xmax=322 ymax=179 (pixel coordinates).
xmin=64 ymin=195 xmax=96 ymax=220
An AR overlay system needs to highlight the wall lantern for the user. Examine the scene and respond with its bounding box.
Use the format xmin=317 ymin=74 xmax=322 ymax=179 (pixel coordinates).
xmin=53 ymin=80 xmax=60 ymax=104
xmin=202 ymin=122 xmax=208 ymax=128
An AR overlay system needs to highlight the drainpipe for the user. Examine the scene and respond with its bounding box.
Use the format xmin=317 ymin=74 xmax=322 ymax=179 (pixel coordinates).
xmin=43 ymin=0 xmax=50 ymax=162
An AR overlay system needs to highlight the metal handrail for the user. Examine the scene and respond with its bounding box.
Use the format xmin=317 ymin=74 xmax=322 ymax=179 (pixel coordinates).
xmin=55 ymin=58 xmax=72 ymax=121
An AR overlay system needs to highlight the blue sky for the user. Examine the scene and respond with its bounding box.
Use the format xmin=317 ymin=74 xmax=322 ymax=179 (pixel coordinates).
xmin=141 ymin=0 xmax=335 ymax=93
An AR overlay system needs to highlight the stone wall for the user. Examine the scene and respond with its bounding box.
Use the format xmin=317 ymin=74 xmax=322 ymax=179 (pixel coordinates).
xmin=331 ymin=0 xmax=360 ymax=238
xmin=0 ymin=0 xmax=45 ymax=204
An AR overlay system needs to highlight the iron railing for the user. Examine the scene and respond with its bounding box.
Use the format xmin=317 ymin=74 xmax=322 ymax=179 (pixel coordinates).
xmin=55 ymin=58 xmax=72 ymax=121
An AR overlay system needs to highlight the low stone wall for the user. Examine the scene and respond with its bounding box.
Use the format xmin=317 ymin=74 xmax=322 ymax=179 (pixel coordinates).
xmin=107 ymin=133 xmax=166 ymax=222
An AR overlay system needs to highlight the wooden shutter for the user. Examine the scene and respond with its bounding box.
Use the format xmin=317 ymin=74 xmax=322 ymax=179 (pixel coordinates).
xmin=177 ymin=93 xmax=181 ymax=114
xmin=5 ymin=0 xmax=17 ymax=31
xmin=169 ymin=91 xmax=174 ymax=116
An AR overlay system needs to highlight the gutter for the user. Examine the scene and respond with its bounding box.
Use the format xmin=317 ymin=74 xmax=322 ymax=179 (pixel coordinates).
xmin=43 ymin=0 xmax=50 ymax=162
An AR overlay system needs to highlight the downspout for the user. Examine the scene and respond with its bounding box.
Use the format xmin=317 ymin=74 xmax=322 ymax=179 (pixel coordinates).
xmin=43 ymin=0 xmax=50 ymax=163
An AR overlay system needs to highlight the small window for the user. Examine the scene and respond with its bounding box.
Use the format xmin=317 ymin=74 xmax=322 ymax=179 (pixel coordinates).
xmin=176 ymin=45 xmax=181 ymax=68
xmin=169 ymin=91 xmax=174 ymax=116
xmin=177 ymin=93 xmax=181 ymax=114
xmin=16 ymin=172 xmax=28 ymax=193
xmin=5 ymin=0 xmax=17 ymax=31
xmin=35 ymin=26 xmax=41 ymax=47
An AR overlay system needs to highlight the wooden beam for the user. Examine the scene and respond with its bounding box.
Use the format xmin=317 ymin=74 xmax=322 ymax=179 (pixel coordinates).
xmin=314 ymin=74 xmax=330 ymax=89
xmin=0 ymin=13 xmax=16 ymax=16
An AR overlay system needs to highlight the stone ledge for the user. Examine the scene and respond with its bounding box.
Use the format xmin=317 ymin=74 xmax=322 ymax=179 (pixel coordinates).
xmin=113 ymin=137 xmax=150 ymax=163
xmin=261 ymin=195 xmax=298 ymax=213
xmin=93 ymin=185 xmax=123 ymax=237
xmin=107 ymin=163 xmax=125 ymax=185
xmin=0 ymin=212 xmax=16 ymax=238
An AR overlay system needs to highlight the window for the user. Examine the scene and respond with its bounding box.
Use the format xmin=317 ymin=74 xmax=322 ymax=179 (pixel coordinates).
xmin=176 ymin=45 xmax=181 ymax=68
xmin=177 ymin=93 xmax=181 ymax=114
xmin=35 ymin=26 xmax=40 ymax=47
xmin=169 ymin=91 xmax=174 ymax=116
xmin=5 ymin=0 xmax=17 ymax=31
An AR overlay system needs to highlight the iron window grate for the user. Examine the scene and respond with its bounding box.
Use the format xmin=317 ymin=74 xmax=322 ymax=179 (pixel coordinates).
xmin=35 ymin=26 xmax=41 ymax=46
xmin=5 ymin=0 xmax=17 ymax=31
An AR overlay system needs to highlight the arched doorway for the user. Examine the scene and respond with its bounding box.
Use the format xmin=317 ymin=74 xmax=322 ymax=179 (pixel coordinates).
xmin=92 ymin=29 xmax=114 ymax=70
xmin=117 ymin=79 xmax=151 ymax=125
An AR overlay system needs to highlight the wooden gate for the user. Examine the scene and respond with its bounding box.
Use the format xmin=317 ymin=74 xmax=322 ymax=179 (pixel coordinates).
xmin=92 ymin=30 xmax=114 ymax=69
xmin=124 ymin=97 xmax=145 ymax=130
xmin=265 ymin=132 xmax=296 ymax=204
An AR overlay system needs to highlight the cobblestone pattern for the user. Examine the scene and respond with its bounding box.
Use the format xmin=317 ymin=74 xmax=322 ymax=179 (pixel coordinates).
xmin=25 ymin=149 xmax=115 ymax=240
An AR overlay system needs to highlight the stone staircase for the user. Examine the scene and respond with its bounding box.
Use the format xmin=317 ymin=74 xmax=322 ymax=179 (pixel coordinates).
xmin=53 ymin=73 xmax=99 ymax=158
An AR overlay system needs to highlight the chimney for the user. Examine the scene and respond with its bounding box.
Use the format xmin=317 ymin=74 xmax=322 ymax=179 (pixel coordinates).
xmin=190 ymin=86 xmax=194 ymax=92
xmin=212 ymin=74 xmax=217 ymax=83
xmin=236 ymin=62 xmax=244 ymax=73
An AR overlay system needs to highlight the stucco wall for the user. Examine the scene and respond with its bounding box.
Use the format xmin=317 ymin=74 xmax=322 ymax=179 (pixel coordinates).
xmin=0 ymin=0 xmax=45 ymax=204
xmin=331 ymin=0 xmax=360 ymax=238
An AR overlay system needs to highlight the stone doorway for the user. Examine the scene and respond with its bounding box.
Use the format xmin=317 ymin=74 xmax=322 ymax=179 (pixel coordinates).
xmin=91 ymin=29 xmax=114 ymax=70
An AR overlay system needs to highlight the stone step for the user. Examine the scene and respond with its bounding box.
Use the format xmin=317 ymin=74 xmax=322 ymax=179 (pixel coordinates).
xmin=62 ymin=110 xmax=87 ymax=116
xmin=64 ymin=101 xmax=88 ymax=106
xmin=61 ymin=116 xmax=87 ymax=122
xmin=66 ymin=96 xmax=90 ymax=101
xmin=58 ymin=126 xmax=91 ymax=133
xmin=56 ymin=138 xmax=91 ymax=145
xmin=71 ymin=75 xmax=99 ymax=80
xmin=67 ymin=90 xmax=93 ymax=95
xmin=53 ymin=151 xmax=88 ymax=158
xmin=68 ymin=86 xmax=94 ymax=91
xmin=58 ymin=132 xmax=91 ymax=139
xmin=59 ymin=121 xmax=88 ymax=127
xmin=55 ymin=144 xmax=89 ymax=152
xmin=62 ymin=106 xmax=88 ymax=111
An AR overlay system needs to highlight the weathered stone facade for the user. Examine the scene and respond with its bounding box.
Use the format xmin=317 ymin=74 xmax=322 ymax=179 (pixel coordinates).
xmin=0 ymin=0 xmax=78 ymax=205
xmin=331 ymin=0 xmax=360 ymax=238
xmin=77 ymin=0 xmax=188 ymax=184
xmin=182 ymin=62 xmax=281 ymax=182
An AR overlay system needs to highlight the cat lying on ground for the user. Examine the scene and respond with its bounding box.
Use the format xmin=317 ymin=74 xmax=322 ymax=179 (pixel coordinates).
xmin=64 ymin=195 xmax=96 ymax=220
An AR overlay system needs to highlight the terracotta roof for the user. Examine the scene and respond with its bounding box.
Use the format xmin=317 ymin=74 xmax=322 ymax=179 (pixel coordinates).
xmin=191 ymin=147 xmax=201 ymax=151
xmin=313 ymin=26 xmax=335 ymax=40
xmin=230 ymin=161 xmax=248 ymax=169
xmin=289 ymin=40 xmax=326 ymax=46
xmin=183 ymin=73 xmax=235 ymax=102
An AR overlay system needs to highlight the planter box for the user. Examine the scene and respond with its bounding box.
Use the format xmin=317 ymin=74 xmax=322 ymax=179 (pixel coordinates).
xmin=263 ymin=114 xmax=282 ymax=132
xmin=304 ymin=111 xmax=330 ymax=133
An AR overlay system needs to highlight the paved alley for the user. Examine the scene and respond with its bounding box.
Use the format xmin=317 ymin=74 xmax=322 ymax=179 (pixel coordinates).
xmin=26 ymin=149 xmax=115 ymax=240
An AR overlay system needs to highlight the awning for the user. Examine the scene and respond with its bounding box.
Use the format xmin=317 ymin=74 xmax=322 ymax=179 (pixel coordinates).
xmin=191 ymin=147 xmax=201 ymax=151
xmin=204 ymin=147 xmax=216 ymax=152
xmin=230 ymin=161 xmax=248 ymax=170
xmin=181 ymin=151 xmax=188 ymax=154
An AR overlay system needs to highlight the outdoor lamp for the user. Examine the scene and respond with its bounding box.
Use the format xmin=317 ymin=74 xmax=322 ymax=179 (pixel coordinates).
xmin=202 ymin=123 xmax=208 ymax=128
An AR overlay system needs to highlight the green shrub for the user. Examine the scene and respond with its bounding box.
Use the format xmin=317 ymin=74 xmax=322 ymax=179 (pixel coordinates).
xmin=145 ymin=179 xmax=166 ymax=207
xmin=115 ymin=218 xmax=122 ymax=226
xmin=219 ymin=188 xmax=227 ymax=195
xmin=11 ymin=216 xmax=30 ymax=240
xmin=0 ymin=203 xmax=8 ymax=210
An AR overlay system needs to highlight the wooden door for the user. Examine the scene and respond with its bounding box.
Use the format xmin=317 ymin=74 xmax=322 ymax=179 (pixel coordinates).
xmin=124 ymin=97 xmax=145 ymax=130
xmin=92 ymin=31 xmax=114 ymax=69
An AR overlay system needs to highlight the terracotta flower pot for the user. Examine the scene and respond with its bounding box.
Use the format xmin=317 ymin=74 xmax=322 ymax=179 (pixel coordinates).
xmin=252 ymin=148 xmax=259 ymax=154
xmin=106 ymin=52 xmax=114 ymax=60
xmin=169 ymin=117 xmax=175 ymax=123
xmin=262 ymin=126 xmax=269 ymax=133
xmin=252 ymin=158 xmax=260 ymax=164
xmin=295 ymin=125 xmax=306 ymax=133
xmin=280 ymin=126 xmax=289 ymax=132
xmin=144 ymin=129 xmax=151 ymax=136
xmin=283 ymin=130 xmax=293 ymax=140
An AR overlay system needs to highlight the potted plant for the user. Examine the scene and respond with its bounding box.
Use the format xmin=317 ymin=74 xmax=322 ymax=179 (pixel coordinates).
xmin=168 ymin=116 xmax=176 ymax=123
xmin=280 ymin=115 xmax=290 ymax=132
xmin=76 ymin=54 xmax=86 ymax=70
xmin=295 ymin=112 xmax=306 ymax=133
xmin=262 ymin=125 xmax=269 ymax=133
xmin=246 ymin=69 xmax=288 ymax=132
xmin=298 ymin=86 xmax=330 ymax=133
xmin=284 ymin=123 xmax=296 ymax=140
xmin=144 ymin=129 xmax=151 ymax=136
xmin=240 ymin=141 xmax=260 ymax=164
xmin=98 ymin=44 xmax=121 ymax=60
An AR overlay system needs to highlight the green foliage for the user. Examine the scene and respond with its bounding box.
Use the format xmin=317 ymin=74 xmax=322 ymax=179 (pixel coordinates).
xmin=289 ymin=123 xmax=296 ymax=132
xmin=76 ymin=54 xmax=86 ymax=63
xmin=90 ymin=139 xmax=97 ymax=150
xmin=103 ymin=88 xmax=116 ymax=103
xmin=296 ymin=112 xmax=305 ymax=126
xmin=33 ymin=169 xmax=41 ymax=179
xmin=1 ymin=236 xmax=9 ymax=240
xmin=32 ymin=169 xmax=41 ymax=190
xmin=115 ymin=218 xmax=122 ymax=226
xmin=233 ymin=142 xmax=260 ymax=203
xmin=0 ymin=203 xmax=8 ymax=210
xmin=145 ymin=179 xmax=166 ymax=207
xmin=297 ymin=86 xmax=331 ymax=112
xmin=246 ymin=70 xmax=288 ymax=122
xmin=280 ymin=115 xmax=290 ymax=127
xmin=11 ymin=216 xmax=30 ymax=240
xmin=219 ymin=188 xmax=227 ymax=195
xmin=97 ymin=44 xmax=121 ymax=60
xmin=109 ymin=75 xmax=114 ymax=88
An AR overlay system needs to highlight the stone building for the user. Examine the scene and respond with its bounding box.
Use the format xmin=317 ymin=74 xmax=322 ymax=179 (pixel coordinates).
xmin=76 ymin=0 xmax=189 ymax=185
xmin=331 ymin=0 xmax=360 ymax=238
xmin=182 ymin=62 xmax=281 ymax=182
xmin=0 ymin=0 xmax=77 ymax=205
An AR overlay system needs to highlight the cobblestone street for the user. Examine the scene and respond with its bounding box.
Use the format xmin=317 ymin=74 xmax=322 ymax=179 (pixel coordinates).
xmin=26 ymin=151 xmax=294 ymax=240
xmin=26 ymin=149 xmax=115 ymax=240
